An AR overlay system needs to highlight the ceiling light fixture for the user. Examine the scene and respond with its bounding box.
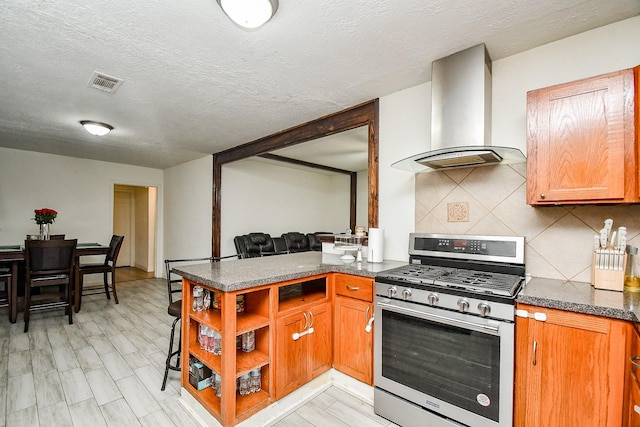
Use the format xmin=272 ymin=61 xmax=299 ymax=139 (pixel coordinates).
xmin=216 ymin=0 xmax=278 ymax=29
xmin=80 ymin=120 xmax=113 ymax=136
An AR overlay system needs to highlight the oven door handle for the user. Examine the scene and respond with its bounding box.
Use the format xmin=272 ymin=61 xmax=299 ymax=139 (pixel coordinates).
xmin=377 ymin=301 xmax=500 ymax=335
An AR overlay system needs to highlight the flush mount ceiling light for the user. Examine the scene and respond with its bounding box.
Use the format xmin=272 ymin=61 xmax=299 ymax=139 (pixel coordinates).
xmin=216 ymin=0 xmax=278 ymax=29
xmin=80 ymin=120 xmax=113 ymax=136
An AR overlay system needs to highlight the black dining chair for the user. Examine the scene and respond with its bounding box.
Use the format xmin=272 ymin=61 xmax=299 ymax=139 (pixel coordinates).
xmin=78 ymin=235 xmax=124 ymax=308
xmin=23 ymin=239 xmax=77 ymax=332
xmin=161 ymin=255 xmax=236 ymax=391
xmin=0 ymin=267 xmax=11 ymax=310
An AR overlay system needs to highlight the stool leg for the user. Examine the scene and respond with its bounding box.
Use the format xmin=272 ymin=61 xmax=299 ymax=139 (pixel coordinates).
xmin=161 ymin=316 xmax=181 ymax=391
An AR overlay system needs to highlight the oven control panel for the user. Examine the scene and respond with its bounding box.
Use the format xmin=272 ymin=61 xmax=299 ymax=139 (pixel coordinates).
xmin=409 ymin=233 xmax=525 ymax=265
xmin=374 ymin=281 xmax=515 ymax=322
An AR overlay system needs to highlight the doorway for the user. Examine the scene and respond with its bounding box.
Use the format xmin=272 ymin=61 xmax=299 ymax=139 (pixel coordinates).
xmin=113 ymin=184 xmax=157 ymax=274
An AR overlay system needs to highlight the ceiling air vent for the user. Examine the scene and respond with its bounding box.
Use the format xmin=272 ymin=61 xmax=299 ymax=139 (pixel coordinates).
xmin=87 ymin=71 xmax=123 ymax=94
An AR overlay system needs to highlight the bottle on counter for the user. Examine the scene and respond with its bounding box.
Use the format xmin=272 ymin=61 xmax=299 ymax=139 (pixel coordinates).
xmin=625 ymin=245 xmax=640 ymax=292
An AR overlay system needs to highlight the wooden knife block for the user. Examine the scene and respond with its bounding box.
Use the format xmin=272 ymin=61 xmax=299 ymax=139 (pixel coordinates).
xmin=591 ymin=251 xmax=627 ymax=292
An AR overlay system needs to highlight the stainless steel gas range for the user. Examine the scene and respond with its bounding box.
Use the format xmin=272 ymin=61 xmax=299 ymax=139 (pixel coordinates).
xmin=374 ymin=233 xmax=525 ymax=427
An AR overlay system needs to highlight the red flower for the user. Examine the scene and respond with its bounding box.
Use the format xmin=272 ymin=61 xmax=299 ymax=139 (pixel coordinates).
xmin=33 ymin=208 xmax=57 ymax=224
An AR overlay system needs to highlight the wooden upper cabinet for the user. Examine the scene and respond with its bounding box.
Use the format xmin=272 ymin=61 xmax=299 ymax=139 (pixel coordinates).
xmin=526 ymin=67 xmax=637 ymax=205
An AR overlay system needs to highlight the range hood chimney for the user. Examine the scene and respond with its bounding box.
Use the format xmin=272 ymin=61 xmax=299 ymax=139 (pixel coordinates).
xmin=392 ymin=44 xmax=525 ymax=172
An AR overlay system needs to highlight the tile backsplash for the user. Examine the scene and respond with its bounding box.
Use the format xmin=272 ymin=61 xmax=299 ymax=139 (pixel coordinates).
xmin=414 ymin=162 xmax=640 ymax=283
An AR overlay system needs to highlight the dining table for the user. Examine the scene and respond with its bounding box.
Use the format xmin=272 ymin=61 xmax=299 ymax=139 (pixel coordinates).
xmin=0 ymin=242 xmax=109 ymax=323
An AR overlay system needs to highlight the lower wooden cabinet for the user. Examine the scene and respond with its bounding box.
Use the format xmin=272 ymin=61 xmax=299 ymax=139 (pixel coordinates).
xmin=626 ymin=323 xmax=640 ymax=427
xmin=275 ymin=300 xmax=332 ymax=399
xmin=333 ymin=273 xmax=374 ymax=385
xmin=515 ymin=304 xmax=627 ymax=427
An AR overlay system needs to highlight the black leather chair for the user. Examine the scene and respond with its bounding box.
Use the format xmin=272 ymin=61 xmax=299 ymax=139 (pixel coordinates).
xmin=307 ymin=232 xmax=331 ymax=251
xmin=234 ymin=235 xmax=248 ymax=259
xmin=23 ymin=239 xmax=77 ymax=332
xmin=282 ymin=232 xmax=310 ymax=253
xmin=78 ymin=235 xmax=124 ymax=308
xmin=272 ymin=237 xmax=288 ymax=254
xmin=162 ymin=255 xmax=235 ymax=391
xmin=243 ymin=233 xmax=275 ymax=257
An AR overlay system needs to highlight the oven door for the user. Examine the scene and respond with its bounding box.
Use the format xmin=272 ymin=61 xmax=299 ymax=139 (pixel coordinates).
xmin=374 ymin=295 xmax=514 ymax=427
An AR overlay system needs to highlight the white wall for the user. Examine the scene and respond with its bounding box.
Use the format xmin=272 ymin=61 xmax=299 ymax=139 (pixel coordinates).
xmin=0 ymin=147 xmax=164 ymax=273
xmin=220 ymin=159 xmax=350 ymax=256
xmin=379 ymin=82 xmax=430 ymax=261
xmin=163 ymin=155 xmax=213 ymax=261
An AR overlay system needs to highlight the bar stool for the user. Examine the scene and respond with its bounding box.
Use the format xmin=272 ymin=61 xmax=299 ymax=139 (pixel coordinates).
xmin=161 ymin=255 xmax=235 ymax=391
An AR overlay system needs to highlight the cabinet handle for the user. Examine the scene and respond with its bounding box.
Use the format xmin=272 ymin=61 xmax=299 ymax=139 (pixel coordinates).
xmin=308 ymin=310 xmax=315 ymax=329
xmin=540 ymin=193 xmax=546 ymax=199
xmin=365 ymin=306 xmax=374 ymax=333
xmin=346 ymin=285 xmax=360 ymax=291
xmin=365 ymin=306 xmax=370 ymax=322
xmin=302 ymin=312 xmax=308 ymax=330
xmin=630 ymin=356 xmax=640 ymax=369
xmin=635 ymin=405 xmax=640 ymax=415
xmin=532 ymin=340 xmax=537 ymax=366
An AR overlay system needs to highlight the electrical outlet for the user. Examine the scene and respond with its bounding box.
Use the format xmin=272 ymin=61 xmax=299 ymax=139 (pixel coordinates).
xmin=447 ymin=202 xmax=469 ymax=222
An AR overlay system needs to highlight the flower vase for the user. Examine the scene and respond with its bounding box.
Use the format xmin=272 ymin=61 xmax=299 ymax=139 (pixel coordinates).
xmin=39 ymin=223 xmax=50 ymax=240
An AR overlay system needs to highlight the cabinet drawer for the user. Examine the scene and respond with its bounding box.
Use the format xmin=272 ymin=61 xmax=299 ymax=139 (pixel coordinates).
xmin=334 ymin=274 xmax=373 ymax=302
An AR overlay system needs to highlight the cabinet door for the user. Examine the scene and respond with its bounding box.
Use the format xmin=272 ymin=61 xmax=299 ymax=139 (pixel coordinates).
xmin=333 ymin=296 xmax=373 ymax=384
xmin=515 ymin=305 xmax=626 ymax=427
xmin=308 ymin=301 xmax=332 ymax=379
xmin=275 ymin=311 xmax=308 ymax=399
xmin=526 ymin=69 xmax=635 ymax=204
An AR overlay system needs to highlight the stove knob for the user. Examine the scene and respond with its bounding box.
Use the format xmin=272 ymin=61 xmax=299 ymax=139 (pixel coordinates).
xmin=478 ymin=303 xmax=491 ymax=317
xmin=457 ymin=298 xmax=469 ymax=312
xmin=387 ymin=287 xmax=397 ymax=298
xmin=427 ymin=293 xmax=439 ymax=306
xmin=402 ymin=289 xmax=412 ymax=300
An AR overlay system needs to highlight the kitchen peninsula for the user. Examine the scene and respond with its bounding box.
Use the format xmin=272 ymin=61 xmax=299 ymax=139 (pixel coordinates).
xmin=172 ymin=252 xmax=404 ymax=426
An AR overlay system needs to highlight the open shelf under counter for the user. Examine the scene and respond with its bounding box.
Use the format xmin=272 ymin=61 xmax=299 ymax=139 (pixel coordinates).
xmin=236 ymin=389 xmax=272 ymax=423
xmin=236 ymin=349 xmax=269 ymax=377
xmin=189 ymin=307 xmax=222 ymax=332
xmin=189 ymin=347 xmax=222 ymax=375
xmin=236 ymin=311 xmax=270 ymax=335
xmin=184 ymin=381 xmax=222 ymax=421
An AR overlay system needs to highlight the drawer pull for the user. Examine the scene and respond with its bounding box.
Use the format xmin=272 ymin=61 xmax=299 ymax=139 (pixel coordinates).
xmin=630 ymin=356 xmax=640 ymax=369
xmin=346 ymin=285 xmax=360 ymax=291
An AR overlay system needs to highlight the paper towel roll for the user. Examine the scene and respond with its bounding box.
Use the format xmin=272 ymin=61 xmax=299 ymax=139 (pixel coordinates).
xmin=367 ymin=228 xmax=384 ymax=263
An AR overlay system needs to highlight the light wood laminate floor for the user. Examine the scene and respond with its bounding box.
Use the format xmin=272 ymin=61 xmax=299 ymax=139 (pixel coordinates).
xmin=0 ymin=277 xmax=395 ymax=427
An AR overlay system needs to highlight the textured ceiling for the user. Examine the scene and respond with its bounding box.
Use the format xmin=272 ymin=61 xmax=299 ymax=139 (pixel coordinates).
xmin=0 ymin=0 xmax=638 ymax=169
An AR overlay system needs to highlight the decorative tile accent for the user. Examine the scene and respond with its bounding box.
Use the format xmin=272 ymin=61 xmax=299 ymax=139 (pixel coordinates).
xmin=414 ymin=164 xmax=640 ymax=282
xmin=447 ymin=202 xmax=469 ymax=222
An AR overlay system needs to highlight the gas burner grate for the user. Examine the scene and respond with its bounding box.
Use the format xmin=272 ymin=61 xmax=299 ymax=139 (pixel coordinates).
xmin=379 ymin=265 xmax=523 ymax=297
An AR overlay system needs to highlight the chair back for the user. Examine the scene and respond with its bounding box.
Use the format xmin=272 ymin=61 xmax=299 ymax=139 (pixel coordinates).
xmin=25 ymin=239 xmax=77 ymax=279
xmin=164 ymin=255 xmax=236 ymax=304
xmin=282 ymin=232 xmax=310 ymax=253
xmin=105 ymin=235 xmax=125 ymax=266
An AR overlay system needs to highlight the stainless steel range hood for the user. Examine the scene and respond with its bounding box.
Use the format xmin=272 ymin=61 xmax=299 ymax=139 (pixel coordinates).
xmin=392 ymin=44 xmax=525 ymax=173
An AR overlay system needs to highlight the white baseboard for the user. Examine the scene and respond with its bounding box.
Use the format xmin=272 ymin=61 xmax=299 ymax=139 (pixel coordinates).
xmin=179 ymin=369 xmax=373 ymax=427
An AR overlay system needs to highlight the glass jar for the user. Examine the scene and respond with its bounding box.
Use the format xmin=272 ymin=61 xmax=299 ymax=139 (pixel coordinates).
xmin=249 ymin=368 xmax=261 ymax=393
xmin=238 ymin=373 xmax=251 ymax=396
xmin=242 ymin=330 xmax=255 ymax=352
xmin=625 ymin=245 xmax=640 ymax=292
xmin=193 ymin=286 xmax=204 ymax=311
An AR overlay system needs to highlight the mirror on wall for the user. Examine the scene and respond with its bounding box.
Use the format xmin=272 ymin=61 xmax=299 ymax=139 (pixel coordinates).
xmin=212 ymin=100 xmax=379 ymax=257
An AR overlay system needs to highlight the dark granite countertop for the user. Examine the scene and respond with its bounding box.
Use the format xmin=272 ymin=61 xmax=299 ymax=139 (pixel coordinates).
xmin=172 ymin=252 xmax=406 ymax=292
xmin=517 ymin=277 xmax=640 ymax=322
